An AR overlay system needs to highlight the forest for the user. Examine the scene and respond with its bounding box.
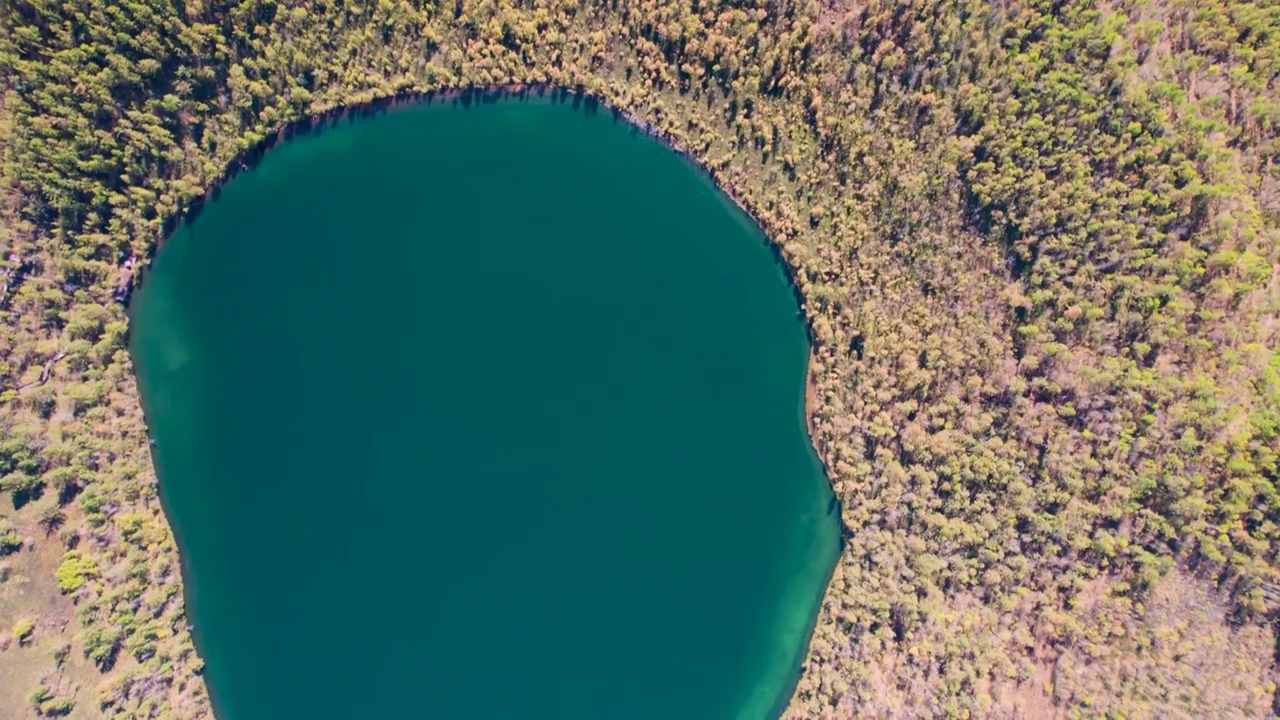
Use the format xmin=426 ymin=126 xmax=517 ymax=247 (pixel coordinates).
xmin=0 ymin=0 xmax=1278 ymax=717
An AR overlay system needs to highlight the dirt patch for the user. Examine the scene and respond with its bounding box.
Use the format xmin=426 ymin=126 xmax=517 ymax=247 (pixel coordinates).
xmin=0 ymin=502 xmax=102 ymax=718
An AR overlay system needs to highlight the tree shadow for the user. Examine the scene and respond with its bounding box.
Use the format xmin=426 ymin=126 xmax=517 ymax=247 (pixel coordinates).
xmin=11 ymin=483 xmax=43 ymax=510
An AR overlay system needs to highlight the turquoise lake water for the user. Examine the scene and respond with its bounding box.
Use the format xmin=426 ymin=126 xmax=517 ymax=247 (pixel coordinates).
xmin=129 ymin=95 xmax=841 ymax=719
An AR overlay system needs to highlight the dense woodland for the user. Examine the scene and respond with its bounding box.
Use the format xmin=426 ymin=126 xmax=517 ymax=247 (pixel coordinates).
xmin=0 ymin=0 xmax=1278 ymax=716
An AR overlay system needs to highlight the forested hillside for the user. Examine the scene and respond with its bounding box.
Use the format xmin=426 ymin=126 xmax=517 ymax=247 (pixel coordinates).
xmin=1 ymin=0 xmax=1278 ymax=717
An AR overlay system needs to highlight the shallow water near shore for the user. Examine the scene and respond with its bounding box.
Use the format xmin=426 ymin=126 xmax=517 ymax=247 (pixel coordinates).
xmin=129 ymin=96 xmax=841 ymax=719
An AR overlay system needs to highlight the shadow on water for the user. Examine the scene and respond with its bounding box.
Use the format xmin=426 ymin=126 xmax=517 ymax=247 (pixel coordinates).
xmin=142 ymin=82 xmax=632 ymax=323
xmin=152 ymin=85 xmax=621 ymax=293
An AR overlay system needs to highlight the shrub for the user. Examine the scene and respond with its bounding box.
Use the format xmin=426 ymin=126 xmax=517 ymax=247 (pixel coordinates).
xmin=12 ymin=617 xmax=34 ymax=646
xmin=55 ymin=551 xmax=97 ymax=593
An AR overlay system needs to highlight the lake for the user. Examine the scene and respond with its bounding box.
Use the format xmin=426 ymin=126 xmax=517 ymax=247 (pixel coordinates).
xmin=129 ymin=94 xmax=841 ymax=719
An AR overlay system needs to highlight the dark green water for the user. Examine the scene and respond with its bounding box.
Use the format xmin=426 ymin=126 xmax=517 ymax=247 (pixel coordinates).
xmin=130 ymin=96 xmax=840 ymax=720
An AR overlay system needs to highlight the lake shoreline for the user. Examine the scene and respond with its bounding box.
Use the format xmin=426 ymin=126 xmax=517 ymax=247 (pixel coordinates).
xmin=137 ymin=76 xmax=842 ymax=509
xmin=138 ymin=84 xmax=815 ymax=340
xmin=131 ymin=86 xmax=844 ymax=720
